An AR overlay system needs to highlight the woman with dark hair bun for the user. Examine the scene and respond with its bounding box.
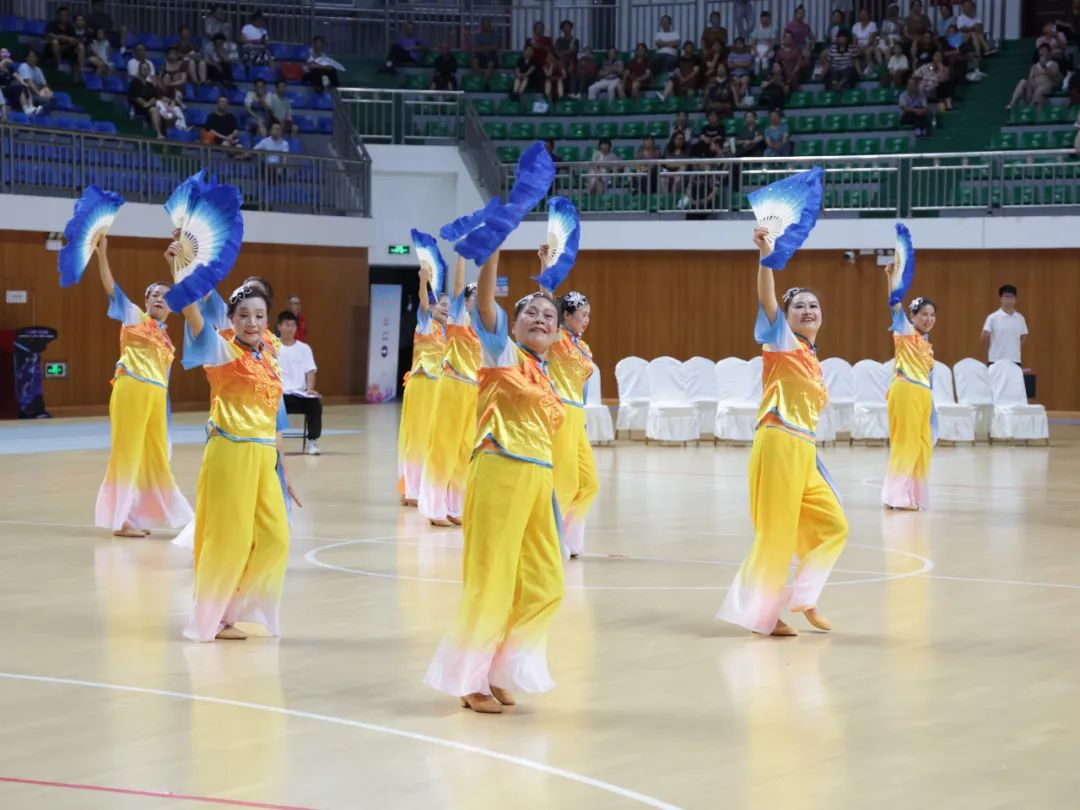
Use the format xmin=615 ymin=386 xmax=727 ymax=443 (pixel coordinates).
xmin=548 ymin=286 xmax=599 ymax=558
xmin=882 ymin=263 xmax=937 ymax=511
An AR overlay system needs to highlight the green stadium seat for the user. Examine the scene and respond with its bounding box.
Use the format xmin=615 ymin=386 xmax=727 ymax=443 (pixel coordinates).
xmin=850 ymin=113 xmax=874 ymax=131
xmin=1011 ymin=186 xmax=1037 ymax=205
xmin=555 ymin=98 xmax=581 ymax=115
xmin=883 ymin=136 xmax=908 ymax=153
xmin=582 ymin=99 xmax=607 ymax=116
xmin=791 ymin=115 xmax=821 ymax=134
xmin=491 ymin=74 xmax=514 ymax=93
xmin=990 ymin=132 xmax=1018 ymax=150
xmin=555 ymin=145 xmax=581 ymax=162
xmin=822 ymin=114 xmax=848 ymax=133
xmin=461 ymin=76 xmax=486 ymax=94
xmin=661 ymin=96 xmax=686 ymax=113
xmin=823 ymin=189 xmax=837 ymax=209
xmin=840 ymin=88 xmax=867 ymax=106
xmin=609 ymin=98 xmax=632 ymax=115
xmin=1020 ymin=131 xmax=1049 ymax=150
xmin=403 ymin=74 xmax=426 ymax=90
xmin=878 ymin=111 xmax=900 ymax=129
xmin=567 ymin=121 xmax=592 ymax=140
xmin=595 ymin=122 xmax=618 ymax=138
xmin=1010 ymin=104 xmax=1035 ymax=125
xmin=483 ymin=121 xmax=507 ymax=139
xmin=722 ymin=117 xmax=739 ymax=135
xmin=497 ymin=146 xmax=521 ymax=163
xmin=635 ymin=97 xmax=660 ymax=114
xmin=1039 ymin=104 xmax=1069 ymax=123
xmin=815 ymin=91 xmax=840 ymax=107
xmin=1051 ymin=130 xmax=1075 ymax=148
xmin=646 ymin=120 xmax=670 ymax=138
xmin=621 ymin=121 xmax=646 ymax=138
xmin=649 ymin=73 xmax=669 ymax=91
xmin=426 ymin=121 xmax=449 ymax=137
xmin=843 ymin=189 xmax=869 ymax=208
xmin=510 ymin=122 xmax=536 ymax=140
xmin=794 ymin=138 xmax=823 ymax=156
xmin=453 ymin=51 xmax=470 ymax=67
xmin=788 ymin=91 xmax=812 ymax=109
xmin=538 ymin=122 xmax=564 ymax=139
xmin=854 ymin=137 xmax=881 ymax=155
xmin=869 ymin=87 xmax=899 ymax=104
xmin=688 ymin=95 xmax=705 ymax=112
xmin=825 ymin=138 xmax=851 ymax=156
xmin=421 ymin=51 xmax=436 ymax=67
xmin=472 ymin=98 xmax=495 ymax=116
xmin=614 ymin=145 xmax=635 ymax=160
xmin=497 ymin=99 xmax=523 ymax=116
xmin=1051 ymin=185 xmax=1074 ymax=205
xmin=692 ymin=118 xmax=706 ymax=135
xmin=500 ymin=51 xmax=520 ymax=69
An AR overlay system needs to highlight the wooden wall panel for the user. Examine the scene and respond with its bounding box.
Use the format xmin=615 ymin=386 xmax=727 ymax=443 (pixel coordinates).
xmin=493 ymin=248 xmax=1078 ymax=411
xmin=0 ymin=231 xmax=368 ymax=410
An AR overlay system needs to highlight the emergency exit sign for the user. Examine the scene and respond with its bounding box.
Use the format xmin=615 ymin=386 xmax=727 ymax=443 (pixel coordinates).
xmin=387 ymin=244 xmax=410 ymax=256
xmin=45 ymin=362 xmax=67 ymax=379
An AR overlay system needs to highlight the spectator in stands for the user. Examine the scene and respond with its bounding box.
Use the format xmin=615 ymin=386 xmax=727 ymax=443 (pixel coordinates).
xmin=587 ymin=137 xmax=619 ymax=195
xmin=204 ymin=33 xmax=238 ymax=85
xmin=758 ymin=61 xmax=791 ymax=109
xmin=1006 ymin=45 xmax=1061 ymax=110
xmin=287 ymin=295 xmax=308 ymax=340
xmin=527 ymin=21 xmax=552 ymax=67
xmin=204 ymin=93 xmax=240 ymax=147
xmin=653 ymin=15 xmax=681 ymax=75
xmin=751 ymin=10 xmax=777 ymax=75
xmin=155 ymin=93 xmax=188 ymax=137
xmin=915 ymin=50 xmax=954 ymax=111
xmin=902 ymin=1 xmax=930 ymax=55
xmin=664 ymin=41 xmax=702 ymax=100
xmin=511 ymin=45 xmax=539 ymax=100
xmin=957 ymin=0 xmax=993 ymax=62
xmin=159 ymin=47 xmax=188 ymax=102
xmin=935 ymin=3 xmax=956 ymax=39
xmin=692 ymin=109 xmax=726 ymax=157
xmin=763 ymin=108 xmax=791 ymax=155
xmin=87 ymin=28 xmax=112 ymax=78
xmin=87 ymin=0 xmax=126 ymax=51
xmin=726 ymin=37 xmax=753 ymax=103
xmin=268 ymin=79 xmax=299 ymax=137
xmin=704 ymin=39 xmax=725 ymax=82
xmin=661 ymin=130 xmax=690 ymax=197
xmin=634 ymin=133 xmax=661 ymax=192
xmin=17 ymin=50 xmax=53 ymax=112
xmin=981 ymin=285 xmax=1028 ymax=366
xmin=204 ymin=3 xmax=232 ymax=42
xmin=305 ymin=37 xmax=342 ymax=91
xmin=277 ymin=311 xmax=322 ymax=455
xmin=553 ymin=20 xmax=580 ymax=74
xmin=382 ymin=22 xmax=425 ymax=74
xmin=704 ymin=64 xmax=736 ymax=118
xmin=127 ymin=43 xmax=154 ymax=79
xmin=240 ymin=11 xmax=273 ymax=68
xmin=623 ymin=43 xmax=653 ymax=99
xmin=0 ymin=49 xmax=32 ymax=116
xmin=542 ymin=51 xmax=566 ymax=102
xmin=823 ymin=30 xmax=859 ymax=90
xmin=885 ymin=42 xmax=910 ymax=88
xmin=246 ymin=78 xmax=272 ymax=137
xmin=671 ymin=109 xmax=691 ymax=143
xmin=73 ymin=14 xmax=92 ymax=49
xmin=470 ymin=17 xmax=499 ymax=90
xmin=1036 ymin=23 xmax=1069 ymax=73
xmin=784 ymin=4 xmax=814 ymax=55
xmin=431 ymin=43 xmax=458 ymax=91
xmin=734 ymin=109 xmax=765 ymax=156
xmin=177 ymin=25 xmax=206 ymax=85
xmin=899 ymin=76 xmax=931 ymax=135
xmin=878 ymin=3 xmax=902 ymax=63
xmin=543 ymin=137 xmax=564 ymax=186
xmin=826 ymin=9 xmax=847 ymax=44
xmin=571 ymin=46 xmax=597 ymax=97
xmin=701 ymin=11 xmax=727 ymax=53
xmin=851 ymin=7 xmax=879 ymax=77
xmin=775 ymin=30 xmax=806 ymax=88
xmin=912 ymin=30 xmax=937 ymax=69
xmin=733 ymin=0 xmax=754 ymax=40
xmin=255 ymin=121 xmax=290 ymax=164
xmin=47 ymin=7 xmax=86 ymax=79
xmin=128 ymin=62 xmax=163 ymax=136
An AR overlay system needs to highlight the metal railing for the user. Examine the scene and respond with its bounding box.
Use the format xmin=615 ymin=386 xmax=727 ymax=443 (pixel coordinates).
xmin=498 ymin=151 xmax=1080 ymax=218
xmin=336 ymin=87 xmax=464 ymax=144
xmin=0 ymin=122 xmax=371 ymax=216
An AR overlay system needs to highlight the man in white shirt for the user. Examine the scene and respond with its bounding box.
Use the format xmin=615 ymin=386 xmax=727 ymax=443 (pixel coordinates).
xmin=653 ymin=15 xmax=680 ymax=74
xmin=981 ymin=284 xmax=1028 ymax=365
xmin=278 ymin=310 xmax=322 ymax=455
xmin=126 ymin=42 xmax=155 ymax=78
xmin=958 ymin=0 xmax=992 ymax=63
xmin=255 ymin=121 xmax=290 ymax=164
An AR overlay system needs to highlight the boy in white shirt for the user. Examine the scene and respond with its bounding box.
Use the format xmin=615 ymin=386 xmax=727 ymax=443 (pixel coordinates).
xmin=278 ymin=310 xmax=322 ymax=455
xmin=255 ymin=121 xmax=290 ymax=164
xmin=981 ymin=284 xmax=1028 ymax=365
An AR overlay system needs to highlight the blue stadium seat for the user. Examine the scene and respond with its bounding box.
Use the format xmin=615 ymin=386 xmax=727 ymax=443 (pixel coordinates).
xmin=288 ymin=45 xmax=309 ymax=62
xmin=269 ymin=43 xmax=292 ymax=60
xmin=162 ymin=35 xmax=180 ymax=47
xmin=185 ymin=108 xmax=208 ymax=126
xmin=7 ymin=111 xmax=28 ymax=125
xmin=72 ymin=119 xmax=93 ymax=132
xmin=0 ymin=16 xmax=22 ymax=33
xmin=197 ymin=85 xmax=221 ymax=103
xmin=287 ymin=137 xmax=302 ymax=153
xmin=182 ymin=82 xmax=197 ymax=101
xmin=35 ymin=115 xmax=55 ymax=128
xmin=311 ymin=94 xmax=332 ymax=111
xmin=93 ymin=121 xmax=118 ymax=135
xmin=150 ymin=56 xmax=165 ymax=71
xmin=52 ymin=92 xmax=74 ymax=110
xmin=112 ymin=52 xmax=127 ymax=71
xmin=238 ymin=132 xmax=254 ymax=149
xmin=248 ymin=65 xmax=275 ymax=83
xmin=227 ymin=87 xmax=246 ymax=105
xmin=84 ymin=73 xmax=104 ymax=91
xmin=286 ymin=91 xmax=309 ymax=109
xmin=292 ymin=114 xmax=316 ymax=133
xmin=104 ymin=74 xmax=126 ymax=93
xmin=23 ymin=19 xmax=46 ymax=36
xmin=316 ymin=117 xmax=332 ymax=134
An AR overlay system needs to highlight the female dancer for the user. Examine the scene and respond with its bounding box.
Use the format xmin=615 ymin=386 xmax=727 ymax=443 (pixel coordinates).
xmin=397 ymin=267 xmax=449 ymax=505
xmin=174 ymin=254 xmax=291 ymax=642
xmin=718 ymin=228 xmax=848 ymax=637
xmin=425 ymin=248 xmax=567 ymax=714
xmin=419 ymin=257 xmax=480 ymax=526
xmin=882 ymin=262 xmax=936 ymax=510
xmin=93 ymin=236 xmax=193 ymax=537
xmin=548 ymin=286 xmax=599 ymax=558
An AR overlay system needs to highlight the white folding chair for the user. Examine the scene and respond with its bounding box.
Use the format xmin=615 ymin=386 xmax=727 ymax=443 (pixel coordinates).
xmin=645 ymin=356 xmax=700 ymax=444
xmin=584 ymin=362 xmax=615 ymax=445
xmin=930 ymin=362 xmax=976 ymax=444
xmin=683 ymin=356 xmax=719 ymax=439
xmin=614 ymin=356 xmax=649 ymax=439
xmin=851 ymin=359 xmax=890 ymax=441
xmin=713 ymin=357 xmax=760 ymax=442
xmin=953 ymin=357 xmax=994 ymax=441
xmin=819 ymin=357 xmax=855 ymax=439
xmin=988 ymin=361 xmax=1049 ymax=443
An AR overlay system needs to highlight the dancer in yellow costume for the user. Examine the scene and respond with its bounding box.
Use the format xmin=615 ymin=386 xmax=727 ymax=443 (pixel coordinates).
xmin=419 ymin=257 xmax=481 ymax=526
xmin=882 ymin=264 xmax=936 ymax=511
xmin=718 ymin=228 xmax=849 ymax=637
xmin=397 ymin=267 xmax=448 ymax=505
xmin=548 ymin=287 xmax=599 ymax=558
xmin=92 ymin=236 xmax=193 ymax=537
xmin=175 ymin=264 xmax=291 ymax=642
xmin=425 ymin=248 xmax=567 ymax=714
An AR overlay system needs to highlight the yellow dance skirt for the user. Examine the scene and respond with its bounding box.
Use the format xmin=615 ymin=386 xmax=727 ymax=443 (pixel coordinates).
xmin=397 ymin=373 xmax=439 ymax=501
xmin=418 ymin=377 xmax=478 ymax=521
xmin=551 ymin=405 xmax=599 ymax=555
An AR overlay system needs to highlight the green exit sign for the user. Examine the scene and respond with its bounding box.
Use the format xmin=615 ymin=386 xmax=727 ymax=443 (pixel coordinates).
xmin=45 ymin=361 xmax=68 ymax=379
xmin=388 ymin=244 xmax=410 ymax=256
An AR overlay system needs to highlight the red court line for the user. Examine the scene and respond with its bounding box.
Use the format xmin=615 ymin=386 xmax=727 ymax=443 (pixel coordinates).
xmin=0 ymin=776 xmax=318 ymax=809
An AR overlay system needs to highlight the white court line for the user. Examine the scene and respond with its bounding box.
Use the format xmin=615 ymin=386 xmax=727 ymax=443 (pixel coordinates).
xmin=0 ymin=672 xmax=683 ymax=810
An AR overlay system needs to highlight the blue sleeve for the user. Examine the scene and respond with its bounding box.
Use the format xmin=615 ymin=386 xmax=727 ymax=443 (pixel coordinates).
xmin=416 ymin=307 xmax=433 ymax=335
xmin=473 ymin=302 xmax=514 ymax=367
xmin=754 ymin=303 xmax=795 ymax=349
xmin=449 ymin=290 xmax=467 ymax=325
xmin=201 ymin=290 xmax=229 ymax=332
xmin=889 ymin=307 xmax=914 ymax=335
xmin=276 ymin=397 xmax=289 ymax=431
xmin=182 ymin=322 xmax=233 ymax=370
xmin=107 ymin=285 xmax=143 ymax=326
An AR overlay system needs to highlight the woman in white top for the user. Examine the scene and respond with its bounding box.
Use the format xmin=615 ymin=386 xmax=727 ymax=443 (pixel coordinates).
xmin=851 ymin=8 xmax=879 ymax=75
xmin=240 ymin=11 xmax=272 ymax=67
xmin=885 ymin=43 xmax=910 ymax=88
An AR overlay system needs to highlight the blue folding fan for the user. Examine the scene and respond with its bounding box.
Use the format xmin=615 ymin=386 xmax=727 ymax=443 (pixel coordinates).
xmin=410 ymin=228 xmax=447 ymax=304
xmin=535 ymin=196 xmax=580 ymax=293
xmin=57 ymin=185 xmax=125 ymax=287
xmin=164 ymin=168 xmax=211 ymax=235
xmin=748 ymin=166 xmax=824 ymax=270
xmin=890 ymin=223 xmax=916 ymax=307
xmin=439 ymin=197 xmax=501 ymax=242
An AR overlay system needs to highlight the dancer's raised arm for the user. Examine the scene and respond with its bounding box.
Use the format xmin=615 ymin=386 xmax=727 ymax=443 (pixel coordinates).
xmin=474 ymin=248 xmax=500 ymax=333
xmin=418 ymin=265 xmax=432 ymax=315
xmin=754 ymin=227 xmax=778 ymax=323
xmin=166 ymin=241 xmax=205 ymax=337
xmin=95 ymin=236 xmax=116 ymax=298
xmin=452 ymin=255 xmax=466 ymax=299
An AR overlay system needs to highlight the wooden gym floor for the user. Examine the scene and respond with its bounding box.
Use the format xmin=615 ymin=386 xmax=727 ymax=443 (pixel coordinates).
xmin=1 ymin=405 xmax=1078 ymax=810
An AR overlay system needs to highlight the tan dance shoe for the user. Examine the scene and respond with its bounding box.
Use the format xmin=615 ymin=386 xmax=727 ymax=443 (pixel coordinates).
xmin=447 ymin=515 xmax=462 ymax=526
xmin=769 ymin=619 xmax=798 ymax=637
xmin=460 ymin=693 xmax=503 ymax=714
xmin=796 ymin=607 xmax=832 ymax=632
xmin=215 ymin=625 xmax=248 ymax=640
xmin=489 ymin=685 xmax=516 ymax=706
xmin=429 ymin=518 xmax=453 ymax=527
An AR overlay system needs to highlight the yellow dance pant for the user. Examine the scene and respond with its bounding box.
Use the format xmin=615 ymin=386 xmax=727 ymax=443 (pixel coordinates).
xmin=184 ymin=437 xmax=290 ymax=642
xmin=425 ymin=452 xmax=564 ymax=696
xmin=397 ymin=374 xmax=438 ymax=501
xmin=552 ymin=405 xmax=599 ymax=555
xmin=883 ymin=379 xmax=933 ymax=510
xmin=418 ymin=377 xmax=477 ymax=522
xmin=718 ymin=427 xmax=848 ymax=634
xmin=95 ymin=374 xmax=192 ymax=531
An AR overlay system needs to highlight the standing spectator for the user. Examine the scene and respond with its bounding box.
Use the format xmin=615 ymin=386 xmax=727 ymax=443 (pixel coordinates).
xmin=511 ymin=45 xmax=539 ymax=100
xmin=431 ymin=43 xmax=458 ymax=90
xmin=664 ymin=41 xmax=703 ymax=100
xmin=527 ymin=21 xmax=552 ymax=67
xmin=981 ymin=285 xmax=1028 ymax=368
xmin=46 ymin=7 xmax=87 ymax=79
xmin=553 ymin=19 xmax=580 ymax=73
xmin=758 ymin=61 xmax=791 ymax=109
xmin=177 ymin=25 xmax=206 ymax=85
xmin=269 ymin=79 xmax=299 ymax=137
xmin=587 ymin=137 xmax=620 ymax=195
xmin=204 ymin=3 xmax=231 ymax=42
xmin=751 ymin=10 xmax=777 ymax=75
xmin=245 ymin=78 xmax=272 ymax=137
xmin=653 ymin=15 xmax=681 ymax=74
xmin=776 ymin=30 xmax=806 ymax=88
xmin=692 ymin=109 xmax=727 ymax=156
xmin=17 ymin=50 xmax=54 ymax=112
xmin=957 ymin=0 xmax=993 ymax=61
xmin=542 ymin=51 xmax=566 ymax=102
xmin=634 ymin=133 xmax=661 ymax=192
xmin=701 ymin=11 xmax=728 ymax=53
xmin=128 ymin=62 xmax=163 ymax=136
xmin=305 ymin=36 xmax=343 ymax=91
xmin=726 ymin=37 xmax=753 ymax=103
xmin=763 ymin=108 xmax=791 ymax=155
xmin=734 ymin=109 xmax=765 ymax=156
xmin=87 ymin=0 xmax=126 ymax=51
xmin=470 ymin=17 xmax=499 ymax=89
xmin=126 ymin=43 xmax=154 ymax=79
xmin=382 ymin=22 xmax=425 ymax=74
xmin=255 ymin=121 xmax=290 ymax=164
xmin=572 ymin=46 xmax=598 ymax=97
xmin=622 ymin=43 xmax=653 ymax=99
xmin=915 ymin=50 xmax=955 ymax=111
xmin=733 ymin=0 xmax=755 ymax=40
xmin=785 ymin=4 xmax=815 ymax=55
xmin=823 ymin=30 xmax=859 ymax=90
xmin=203 ymin=93 xmax=240 ymax=147
xmin=287 ymin=295 xmax=308 ymax=341
xmin=885 ymin=43 xmax=911 ymax=88
xmin=240 ymin=12 xmax=273 ymax=68
xmin=851 ymin=8 xmax=879 ymax=76
xmin=204 ymin=33 xmax=238 ymax=84
xmin=87 ymin=28 xmax=112 ymax=78
xmin=705 ymin=64 xmax=736 ymax=119
xmin=899 ymin=76 xmax=931 ymax=135
xmin=277 ymin=311 xmax=323 ymax=456
xmin=158 ymin=47 xmax=188 ymax=102
xmin=1006 ymin=46 xmax=1060 ymax=110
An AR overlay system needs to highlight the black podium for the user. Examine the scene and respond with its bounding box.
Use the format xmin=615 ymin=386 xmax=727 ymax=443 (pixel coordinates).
xmin=6 ymin=326 xmax=58 ymax=419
